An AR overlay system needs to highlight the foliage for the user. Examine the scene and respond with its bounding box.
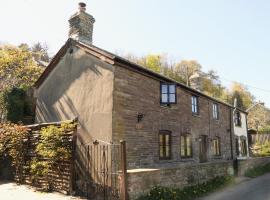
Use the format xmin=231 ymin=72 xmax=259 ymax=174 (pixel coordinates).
xmin=0 ymin=90 xmax=7 ymax=123
xmin=175 ymin=60 xmax=201 ymax=86
xmin=0 ymin=44 xmax=44 ymax=122
xmin=248 ymin=103 xmax=270 ymax=131
xmin=36 ymin=123 xmax=75 ymax=160
xmin=245 ymin=163 xmax=270 ymax=178
xmin=259 ymin=125 xmax=270 ymax=132
xmin=0 ymin=44 xmax=44 ymax=90
xmin=31 ymin=42 xmax=50 ymax=64
xmin=30 ymin=122 xmax=75 ymax=179
xmin=0 ymin=123 xmax=29 ymax=181
xmin=4 ymin=88 xmax=26 ymax=123
xmin=252 ymin=141 xmax=270 ymax=157
xmin=230 ymin=82 xmax=254 ymax=110
xmin=137 ymin=176 xmax=233 ymax=200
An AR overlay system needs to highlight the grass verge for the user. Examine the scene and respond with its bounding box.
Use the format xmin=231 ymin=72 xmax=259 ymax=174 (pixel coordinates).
xmin=136 ymin=176 xmax=234 ymax=200
xmin=245 ymin=163 xmax=270 ymax=178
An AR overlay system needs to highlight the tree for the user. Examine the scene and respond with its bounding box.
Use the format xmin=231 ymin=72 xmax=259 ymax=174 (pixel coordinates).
xmin=175 ymin=60 xmax=201 ymax=86
xmin=230 ymin=82 xmax=254 ymax=110
xmin=248 ymin=103 xmax=270 ymax=131
xmin=0 ymin=44 xmax=44 ymax=123
xmin=31 ymin=42 xmax=50 ymax=66
xmin=200 ymin=70 xmax=229 ymax=101
xmin=0 ymin=44 xmax=44 ymax=90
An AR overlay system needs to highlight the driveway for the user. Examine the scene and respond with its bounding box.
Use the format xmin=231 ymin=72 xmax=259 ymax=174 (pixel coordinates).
xmin=198 ymin=173 xmax=270 ymax=200
xmin=0 ymin=181 xmax=84 ymax=200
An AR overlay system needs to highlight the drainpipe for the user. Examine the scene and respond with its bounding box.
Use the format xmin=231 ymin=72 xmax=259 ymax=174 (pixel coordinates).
xmin=229 ymin=108 xmax=234 ymax=160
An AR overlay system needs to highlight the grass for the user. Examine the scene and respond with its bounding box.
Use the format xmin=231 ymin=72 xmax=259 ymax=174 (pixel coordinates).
xmin=245 ymin=163 xmax=270 ymax=178
xmin=136 ymin=176 xmax=234 ymax=200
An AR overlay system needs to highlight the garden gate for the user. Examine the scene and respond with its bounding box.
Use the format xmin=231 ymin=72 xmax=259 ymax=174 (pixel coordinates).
xmin=73 ymin=140 xmax=128 ymax=200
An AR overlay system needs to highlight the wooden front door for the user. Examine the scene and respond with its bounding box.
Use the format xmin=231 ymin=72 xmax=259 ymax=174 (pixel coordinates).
xmin=199 ymin=135 xmax=208 ymax=163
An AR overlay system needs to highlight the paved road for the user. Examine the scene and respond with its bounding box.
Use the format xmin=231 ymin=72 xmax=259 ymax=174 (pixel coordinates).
xmin=0 ymin=181 xmax=84 ymax=200
xmin=198 ymin=173 xmax=270 ymax=200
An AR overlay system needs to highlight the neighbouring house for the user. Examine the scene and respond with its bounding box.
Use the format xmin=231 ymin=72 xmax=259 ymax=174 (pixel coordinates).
xmin=233 ymin=108 xmax=249 ymax=158
xmin=247 ymin=102 xmax=270 ymax=131
xmin=34 ymin=3 xmax=237 ymax=198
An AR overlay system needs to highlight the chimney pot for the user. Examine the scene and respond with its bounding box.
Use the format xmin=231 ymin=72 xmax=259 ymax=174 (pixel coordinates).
xmin=78 ymin=2 xmax=86 ymax=12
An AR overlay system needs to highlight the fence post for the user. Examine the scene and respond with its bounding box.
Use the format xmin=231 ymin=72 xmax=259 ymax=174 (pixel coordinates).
xmin=70 ymin=121 xmax=77 ymax=195
xmin=120 ymin=140 xmax=128 ymax=200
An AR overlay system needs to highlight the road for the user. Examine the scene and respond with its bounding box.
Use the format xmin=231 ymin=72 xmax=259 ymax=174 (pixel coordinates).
xmin=0 ymin=181 xmax=84 ymax=200
xmin=198 ymin=173 xmax=270 ymax=200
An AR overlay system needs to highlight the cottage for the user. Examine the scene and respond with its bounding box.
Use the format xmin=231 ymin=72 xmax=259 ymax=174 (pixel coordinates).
xmin=34 ymin=3 xmax=236 ymax=169
xmin=233 ymin=108 xmax=249 ymax=158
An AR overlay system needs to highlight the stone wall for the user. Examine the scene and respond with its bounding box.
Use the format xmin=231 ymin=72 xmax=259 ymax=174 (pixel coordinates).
xmin=236 ymin=157 xmax=270 ymax=176
xmin=113 ymin=65 xmax=234 ymax=168
xmin=127 ymin=160 xmax=234 ymax=200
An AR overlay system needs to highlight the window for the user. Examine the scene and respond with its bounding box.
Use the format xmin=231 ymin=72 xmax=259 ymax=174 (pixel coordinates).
xmin=240 ymin=137 xmax=247 ymax=156
xmin=235 ymin=138 xmax=240 ymax=156
xmin=180 ymin=134 xmax=192 ymax=158
xmin=235 ymin=111 xmax=242 ymax=126
xmin=161 ymin=83 xmax=176 ymax=104
xmin=191 ymin=96 xmax=199 ymax=115
xmin=159 ymin=131 xmax=172 ymax=160
xmin=213 ymin=137 xmax=221 ymax=156
xmin=213 ymin=103 xmax=219 ymax=120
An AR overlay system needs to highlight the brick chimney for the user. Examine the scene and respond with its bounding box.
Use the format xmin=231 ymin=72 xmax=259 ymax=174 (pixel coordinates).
xmin=69 ymin=2 xmax=95 ymax=45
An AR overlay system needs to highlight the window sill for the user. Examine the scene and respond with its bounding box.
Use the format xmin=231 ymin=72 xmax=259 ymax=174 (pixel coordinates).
xmin=235 ymin=125 xmax=242 ymax=127
xmin=181 ymin=156 xmax=193 ymax=159
xmin=192 ymin=113 xmax=200 ymax=118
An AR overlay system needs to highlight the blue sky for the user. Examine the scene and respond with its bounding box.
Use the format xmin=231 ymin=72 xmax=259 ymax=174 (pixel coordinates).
xmin=1 ymin=0 xmax=270 ymax=106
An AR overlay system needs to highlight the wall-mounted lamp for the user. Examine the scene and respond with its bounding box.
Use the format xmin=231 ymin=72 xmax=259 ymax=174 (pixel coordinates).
xmin=137 ymin=113 xmax=145 ymax=123
xmin=93 ymin=140 xmax=99 ymax=145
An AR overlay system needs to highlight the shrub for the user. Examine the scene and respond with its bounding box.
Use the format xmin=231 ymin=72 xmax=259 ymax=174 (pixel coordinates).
xmin=137 ymin=176 xmax=233 ymax=200
xmin=0 ymin=123 xmax=29 ymax=182
xmin=253 ymin=141 xmax=270 ymax=157
xmin=245 ymin=163 xmax=270 ymax=178
xmin=30 ymin=122 xmax=75 ymax=181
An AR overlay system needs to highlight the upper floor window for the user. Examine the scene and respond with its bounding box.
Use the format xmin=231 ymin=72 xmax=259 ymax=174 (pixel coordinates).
xmin=235 ymin=111 xmax=242 ymax=126
xmin=180 ymin=134 xmax=192 ymax=158
xmin=213 ymin=137 xmax=221 ymax=156
xmin=159 ymin=130 xmax=172 ymax=160
xmin=161 ymin=83 xmax=176 ymax=104
xmin=191 ymin=96 xmax=199 ymax=115
xmin=213 ymin=103 xmax=219 ymax=120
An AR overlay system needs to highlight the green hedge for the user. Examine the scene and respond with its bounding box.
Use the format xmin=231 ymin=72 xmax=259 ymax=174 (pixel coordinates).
xmin=245 ymin=163 xmax=270 ymax=178
xmin=137 ymin=176 xmax=233 ymax=200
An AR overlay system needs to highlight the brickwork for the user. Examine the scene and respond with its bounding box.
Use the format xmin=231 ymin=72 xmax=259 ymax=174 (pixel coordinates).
xmin=127 ymin=161 xmax=234 ymax=199
xmin=113 ymin=65 xmax=234 ymax=168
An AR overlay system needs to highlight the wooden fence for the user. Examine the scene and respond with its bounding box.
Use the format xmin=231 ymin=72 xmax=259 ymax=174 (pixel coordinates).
xmin=14 ymin=121 xmax=77 ymax=194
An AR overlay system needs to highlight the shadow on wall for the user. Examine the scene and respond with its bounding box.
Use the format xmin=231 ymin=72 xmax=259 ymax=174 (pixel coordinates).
xmin=36 ymin=46 xmax=114 ymax=144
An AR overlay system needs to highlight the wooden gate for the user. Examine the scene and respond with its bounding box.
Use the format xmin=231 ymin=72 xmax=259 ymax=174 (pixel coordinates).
xmin=73 ymin=140 xmax=127 ymax=200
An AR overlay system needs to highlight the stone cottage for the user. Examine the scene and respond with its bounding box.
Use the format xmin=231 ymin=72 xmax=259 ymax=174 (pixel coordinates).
xmin=34 ymin=3 xmax=237 ymax=197
xmin=34 ymin=3 xmax=236 ymax=168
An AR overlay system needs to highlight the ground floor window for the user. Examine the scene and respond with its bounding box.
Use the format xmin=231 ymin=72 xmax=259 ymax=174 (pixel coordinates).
xmin=213 ymin=137 xmax=221 ymax=156
xmin=159 ymin=130 xmax=171 ymax=160
xmin=240 ymin=137 xmax=247 ymax=156
xmin=235 ymin=138 xmax=240 ymax=156
xmin=180 ymin=134 xmax=192 ymax=158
